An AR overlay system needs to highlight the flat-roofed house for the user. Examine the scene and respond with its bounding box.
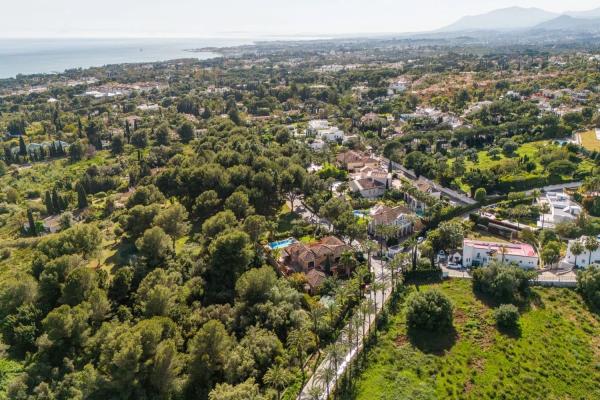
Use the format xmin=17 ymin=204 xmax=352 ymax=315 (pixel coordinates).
xmin=462 ymin=239 xmax=538 ymax=269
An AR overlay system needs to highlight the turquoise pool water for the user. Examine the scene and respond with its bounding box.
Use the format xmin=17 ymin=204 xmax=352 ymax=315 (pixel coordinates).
xmin=268 ymin=238 xmax=297 ymax=250
xmin=353 ymin=210 xmax=368 ymax=218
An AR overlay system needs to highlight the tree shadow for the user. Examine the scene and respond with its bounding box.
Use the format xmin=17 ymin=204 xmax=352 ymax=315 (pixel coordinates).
xmin=407 ymin=326 xmax=458 ymax=355
xmin=497 ymin=323 xmax=522 ymax=339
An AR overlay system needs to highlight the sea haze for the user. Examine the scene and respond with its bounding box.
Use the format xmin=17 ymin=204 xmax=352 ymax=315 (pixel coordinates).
xmin=0 ymin=38 xmax=252 ymax=79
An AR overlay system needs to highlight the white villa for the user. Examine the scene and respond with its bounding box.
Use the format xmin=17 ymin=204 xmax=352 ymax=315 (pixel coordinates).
xmin=563 ymin=236 xmax=600 ymax=268
xmin=538 ymin=191 xmax=582 ymax=229
xmin=306 ymin=120 xmax=346 ymax=142
xmin=349 ymin=168 xmax=391 ymax=198
xmin=462 ymin=239 xmax=539 ymax=269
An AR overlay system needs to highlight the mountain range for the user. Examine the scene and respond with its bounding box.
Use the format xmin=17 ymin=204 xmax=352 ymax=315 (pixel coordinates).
xmin=439 ymin=6 xmax=600 ymax=33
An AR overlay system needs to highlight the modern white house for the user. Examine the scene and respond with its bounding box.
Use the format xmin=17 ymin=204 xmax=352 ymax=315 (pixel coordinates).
xmin=537 ymin=191 xmax=582 ymax=228
xmin=462 ymin=239 xmax=539 ymax=269
xmin=318 ymin=126 xmax=345 ymax=142
xmin=306 ymin=120 xmax=346 ymax=142
xmin=563 ymin=236 xmax=600 ymax=268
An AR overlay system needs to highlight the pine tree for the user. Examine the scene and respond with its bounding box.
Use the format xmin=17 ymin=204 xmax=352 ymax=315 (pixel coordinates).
xmin=77 ymin=118 xmax=83 ymax=138
xmin=45 ymin=191 xmax=54 ymax=215
xmin=76 ymin=182 xmax=88 ymax=209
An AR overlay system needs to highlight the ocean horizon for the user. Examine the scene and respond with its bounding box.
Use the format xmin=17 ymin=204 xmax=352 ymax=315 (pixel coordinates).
xmin=0 ymin=38 xmax=253 ymax=79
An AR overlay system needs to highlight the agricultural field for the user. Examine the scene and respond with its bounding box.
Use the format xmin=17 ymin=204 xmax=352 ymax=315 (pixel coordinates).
xmin=579 ymin=130 xmax=600 ymax=152
xmin=349 ymin=279 xmax=600 ymax=400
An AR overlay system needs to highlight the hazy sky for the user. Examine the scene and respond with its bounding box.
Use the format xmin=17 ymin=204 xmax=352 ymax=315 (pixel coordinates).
xmin=2 ymin=0 xmax=599 ymax=38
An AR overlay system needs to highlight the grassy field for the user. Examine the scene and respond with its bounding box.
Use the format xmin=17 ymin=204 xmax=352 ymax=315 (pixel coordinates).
xmin=580 ymin=130 xmax=600 ymax=152
xmin=348 ymin=279 xmax=600 ymax=400
xmin=453 ymin=140 xmax=594 ymax=193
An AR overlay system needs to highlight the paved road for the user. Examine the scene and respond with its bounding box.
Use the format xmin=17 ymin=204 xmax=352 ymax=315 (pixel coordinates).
xmin=288 ymin=199 xmax=398 ymax=400
xmin=383 ymin=158 xmax=477 ymax=206
xmin=297 ymin=260 xmax=393 ymax=400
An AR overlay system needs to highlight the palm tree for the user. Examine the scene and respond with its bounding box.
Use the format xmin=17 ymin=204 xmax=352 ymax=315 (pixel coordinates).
xmin=499 ymin=245 xmax=508 ymax=264
xmin=264 ymin=364 xmax=292 ymax=400
xmin=539 ymin=202 xmax=551 ymax=229
xmin=361 ymin=240 xmax=378 ymax=275
xmin=287 ymin=328 xmax=314 ymax=381
xmin=585 ymin=236 xmax=599 ymax=266
xmin=370 ymin=281 xmax=385 ymax=312
xmin=307 ymin=385 xmax=324 ymax=400
xmin=339 ymin=250 xmax=357 ymax=277
xmin=308 ymin=302 xmax=326 ymax=346
xmin=531 ymin=189 xmax=541 ymax=205
xmin=316 ymin=364 xmax=336 ymax=400
xmin=571 ymin=240 xmax=585 ymax=268
xmin=325 ymin=342 xmax=346 ymax=375
xmin=361 ymin=298 xmax=377 ymax=333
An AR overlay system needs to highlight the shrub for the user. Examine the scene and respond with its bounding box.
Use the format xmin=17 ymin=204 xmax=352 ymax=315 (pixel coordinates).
xmin=576 ymin=264 xmax=600 ymax=309
xmin=494 ymin=304 xmax=519 ymax=329
xmin=472 ymin=262 xmax=535 ymax=305
xmin=406 ymin=290 xmax=453 ymax=331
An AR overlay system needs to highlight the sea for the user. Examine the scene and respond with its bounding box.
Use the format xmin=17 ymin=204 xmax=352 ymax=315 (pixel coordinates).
xmin=0 ymin=38 xmax=254 ymax=79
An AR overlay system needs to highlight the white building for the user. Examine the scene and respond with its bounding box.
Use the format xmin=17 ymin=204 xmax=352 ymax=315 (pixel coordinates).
xmin=318 ymin=127 xmax=345 ymax=142
xmin=563 ymin=236 xmax=600 ymax=267
xmin=306 ymin=120 xmax=346 ymax=142
xmin=349 ymin=169 xmax=391 ymax=198
xmin=538 ymin=191 xmax=582 ymax=229
xmin=462 ymin=239 xmax=538 ymax=269
xmin=308 ymin=139 xmax=325 ymax=151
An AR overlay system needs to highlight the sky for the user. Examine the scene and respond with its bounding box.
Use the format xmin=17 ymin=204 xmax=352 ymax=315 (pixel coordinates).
xmin=2 ymin=0 xmax=599 ymax=38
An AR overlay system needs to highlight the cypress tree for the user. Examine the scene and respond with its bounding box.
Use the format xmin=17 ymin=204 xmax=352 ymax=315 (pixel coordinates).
xmin=27 ymin=209 xmax=36 ymax=236
xmin=76 ymin=182 xmax=88 ymax=209
xmin=52 ymin=188 xmax=61 ymax=212
xmin=45 ymin=191 xmax=54 ymax=215
xmin=19 ymin=136 xmax=27 ymax=156
xmin=125 ymin=120 xmax=131 ymax=143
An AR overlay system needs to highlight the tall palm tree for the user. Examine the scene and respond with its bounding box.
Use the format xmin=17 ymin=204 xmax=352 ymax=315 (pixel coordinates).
xmin=499 ymin=245 xmax=508 ymax=264
xmin=308 ymin=385 xmax=323 ymax=400
xmin=339 ymin=250 xmax=357 ymax=277
xmin=571 ymin=240 xmax=585 ymax=268
xmin=361 ymin=240 xmax=378 ymax=275
xmin=316 ymin=364 xmax=336 ymax=400
xmin=287 ymin=328 xmax=314 ymax=381
xmin=361 ymin=298 xmax=377 ymax=334
xmin=370 ymin=281 xmax=385 ymax=312
xmin=325 ymin=342 xmax=346 ymax=376
xmin=531 ymin=189 xmax=541 ymax=205
xmin=539 ymin=202 xmax=551 ymax=229
xmin=585 ymin=236 xmax=599 ymax=266
xmin=264 ymin=364 xmax=292 ymax=400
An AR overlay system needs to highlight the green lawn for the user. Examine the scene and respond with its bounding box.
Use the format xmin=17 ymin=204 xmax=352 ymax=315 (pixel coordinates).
xmin=580 ymin=130 xmax=600 ymax=152
xmin=349 ymin=279 xmax=600 ymax=400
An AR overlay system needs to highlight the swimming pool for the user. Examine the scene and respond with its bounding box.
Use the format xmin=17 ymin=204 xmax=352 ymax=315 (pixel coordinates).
xmin=268 ymin=237 xmax=298 ymax=250
xmin=353 ymin=210 xmax=368 ymax=218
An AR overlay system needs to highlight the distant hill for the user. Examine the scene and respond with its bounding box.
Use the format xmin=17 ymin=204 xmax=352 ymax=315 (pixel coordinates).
xmin=533 ymin=15 xmax=600 ymax=32
xmin=439 ymin=7 xmax=558 ymax=32
xmin=566 ymin=7 xmax=600 ymax=19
